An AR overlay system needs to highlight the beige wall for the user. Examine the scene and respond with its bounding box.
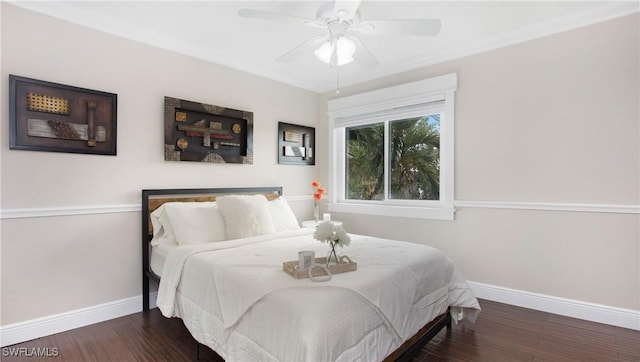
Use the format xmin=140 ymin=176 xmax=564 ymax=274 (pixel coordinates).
xmin=321 ymin=13 xmax=639 ymax=310
xmin=0 ymin=3 xmax=320 ymax=325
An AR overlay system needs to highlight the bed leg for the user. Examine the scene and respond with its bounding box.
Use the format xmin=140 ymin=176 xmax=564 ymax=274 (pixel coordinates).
xmin=142 ymin=276 xmax=149 ymax=311
xmin=393 ymin=311 xmax=452 ymax=362
xmin=195 ymin=342 xmax=200 ymax=361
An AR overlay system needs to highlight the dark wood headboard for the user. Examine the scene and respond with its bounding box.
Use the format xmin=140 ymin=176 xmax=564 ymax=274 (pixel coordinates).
xmin=141 ymin=186 xmax=282 ymax=311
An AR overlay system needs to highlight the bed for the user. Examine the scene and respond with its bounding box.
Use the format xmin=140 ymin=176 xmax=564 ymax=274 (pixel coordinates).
xmin=142 ymin=187 xmax=480 ymax=361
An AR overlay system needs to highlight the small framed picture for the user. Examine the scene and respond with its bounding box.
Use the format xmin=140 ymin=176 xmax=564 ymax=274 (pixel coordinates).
xmin=298 ymin=251 xmax=315 ymax=271
xmin=9 ymin=75 xmax=117 ymax=155
xmin=278 ymin=122 xmax=315 ymax=165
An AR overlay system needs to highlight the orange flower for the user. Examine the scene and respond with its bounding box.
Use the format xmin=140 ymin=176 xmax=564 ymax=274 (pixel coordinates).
xmin=312 ymin=181 xmax=326 ymax=203
xmin=311 ymin=181 xmax=326 ymax=221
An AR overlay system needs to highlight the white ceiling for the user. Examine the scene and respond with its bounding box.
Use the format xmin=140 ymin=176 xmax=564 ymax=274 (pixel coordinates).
xmin=10 ymin=1 xmax=639 ymax=93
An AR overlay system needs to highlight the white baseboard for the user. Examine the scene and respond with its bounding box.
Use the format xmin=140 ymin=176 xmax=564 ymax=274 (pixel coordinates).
xmin=2 ymin=284 xmax=638 ymax=348
xmin=468 ymin=281 xmax=640 ymax=331
xmin=0 ymin=292 xmax=158 ymax=347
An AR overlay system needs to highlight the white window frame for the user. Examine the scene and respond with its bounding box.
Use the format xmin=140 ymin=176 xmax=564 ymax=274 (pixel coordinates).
xmin=327 ymin=73 xmax=457 ymax=220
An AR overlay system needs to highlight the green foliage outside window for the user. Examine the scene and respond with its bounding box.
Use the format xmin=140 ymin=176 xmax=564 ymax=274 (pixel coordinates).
xmin=346 ymin=115 xmax=440 ymax=201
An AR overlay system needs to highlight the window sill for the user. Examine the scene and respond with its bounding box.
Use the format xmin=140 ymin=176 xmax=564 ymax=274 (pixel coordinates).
xmin=328 ymin=202 xmax=455 ymax=221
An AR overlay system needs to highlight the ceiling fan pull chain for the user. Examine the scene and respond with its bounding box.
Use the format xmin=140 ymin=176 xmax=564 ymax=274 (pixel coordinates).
xmin=336 ymin=65 xmax=340 ymax=94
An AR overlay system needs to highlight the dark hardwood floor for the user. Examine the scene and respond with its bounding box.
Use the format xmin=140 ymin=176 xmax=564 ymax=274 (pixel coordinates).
xmin=2 ymin=299 xmax=638 ymax=361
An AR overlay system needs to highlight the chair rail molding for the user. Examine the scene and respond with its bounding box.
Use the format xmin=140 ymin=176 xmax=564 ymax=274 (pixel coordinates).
xmin=0 ymin=194 xmax=322 ymax=220
xmin=454 ymin=200 xmax=639 ymax=214
xmin=1 ymin=199 xmax=637 ymax=219
xmin=0 ymin=204 xmax=140 ymax=219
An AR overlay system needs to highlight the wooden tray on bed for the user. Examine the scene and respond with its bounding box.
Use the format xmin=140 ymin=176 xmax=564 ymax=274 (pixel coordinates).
xmin=283 ymin=257 xmax=357 ymax=279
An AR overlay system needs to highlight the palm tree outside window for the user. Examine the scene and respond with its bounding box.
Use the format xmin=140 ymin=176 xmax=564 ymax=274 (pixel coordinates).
xmin=346 ymin=114 xmax=441 ymax=202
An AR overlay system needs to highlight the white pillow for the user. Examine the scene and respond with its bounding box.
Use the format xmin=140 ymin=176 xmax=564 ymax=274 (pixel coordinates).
xmin=268 ymin=197 xmax=300 ymax=232
xmin=150 ymin=204 xmax=177 ymax=246
xmin=216 ymin=194 xmax=276 ymax=239
xmin=150 ymin=235 xmax=177 ymax=247
xmin=163 ymin=202 xmax=227 ymax=245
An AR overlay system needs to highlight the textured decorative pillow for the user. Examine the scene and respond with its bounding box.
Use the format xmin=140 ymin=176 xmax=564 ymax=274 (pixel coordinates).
xmin=269 ymin=197 xmax=300 ymax=232
xmin=217 ymin=194 xmax=276 ymax=239
xmin=164 ymin=202 xmax=227 ymax=245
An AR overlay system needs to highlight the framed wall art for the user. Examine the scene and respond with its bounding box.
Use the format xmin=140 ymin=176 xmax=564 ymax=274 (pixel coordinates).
xmin=278 ymin=122 xmax=315 ymax=165
xmin=9 ymin=75 xmax=117 ymax=155
xmin=164 ymin=96 xmax=253 ymax=164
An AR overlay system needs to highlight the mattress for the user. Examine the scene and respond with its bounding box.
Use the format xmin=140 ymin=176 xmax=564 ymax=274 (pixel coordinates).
xmin=157 ymin=229 xmax=480 ymax=361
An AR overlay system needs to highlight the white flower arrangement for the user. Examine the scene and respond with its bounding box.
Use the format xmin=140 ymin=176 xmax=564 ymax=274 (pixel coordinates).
xmin=313 ymin=221 xmax=351 ymax=267
xmin=313 ymin=220 xmax=351 ymax=247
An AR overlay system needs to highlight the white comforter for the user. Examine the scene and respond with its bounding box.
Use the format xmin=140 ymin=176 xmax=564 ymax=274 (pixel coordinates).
xmin=157 ymin=229 xmax=480 ymax=361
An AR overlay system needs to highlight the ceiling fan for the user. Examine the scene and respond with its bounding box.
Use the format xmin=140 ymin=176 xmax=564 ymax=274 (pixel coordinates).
xmin=238 ymin=0 xmax=441 ymax=69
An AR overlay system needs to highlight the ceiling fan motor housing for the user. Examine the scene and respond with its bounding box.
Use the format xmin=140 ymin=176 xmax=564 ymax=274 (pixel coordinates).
xmin=316 ymin=1 xmax=361 ymax=30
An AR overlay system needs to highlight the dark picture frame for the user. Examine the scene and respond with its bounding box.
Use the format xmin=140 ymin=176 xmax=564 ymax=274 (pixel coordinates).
xmin=278 ymin=122 xmax=315 ymax=165
xmin=164 ymin=96 xmax=253 ymax=164
xmin=9 ymin=75 xmax=117 ymax=155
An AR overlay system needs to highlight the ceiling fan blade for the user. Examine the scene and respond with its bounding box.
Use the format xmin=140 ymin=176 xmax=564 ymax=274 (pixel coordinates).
xmin=238 ymin=8 xmax=314 ymax=26
xmin=332 ymin=0 xmax=362 ymax=18
xmin=358 ymin=19 xmax=442 ymax=36
xmin=351 ymin=37 xmax=379 ymax=69
xmin=276 ymin=35 xmax=328 ymax=63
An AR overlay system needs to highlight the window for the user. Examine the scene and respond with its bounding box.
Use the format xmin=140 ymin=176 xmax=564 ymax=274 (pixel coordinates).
xmin=346 ymin=114 xmax=441 ymax=201
xmin=327 ymin=74 xmax=456 ymax=220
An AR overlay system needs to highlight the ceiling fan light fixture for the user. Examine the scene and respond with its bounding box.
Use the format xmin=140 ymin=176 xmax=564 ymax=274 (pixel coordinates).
xmin=314 ymin=36 xmax=356 ymax=66
xmin=336 ymin=36 xmax=356 ymax=64
xmin=313 ymin=41 xmax=334 ymax=64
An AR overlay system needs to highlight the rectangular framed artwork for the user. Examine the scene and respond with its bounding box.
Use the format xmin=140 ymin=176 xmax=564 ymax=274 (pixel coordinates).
xmin=9 ymin=75 xmax=117 ymax=155
xmin=278 ymin=122 xmax=315 ymax=165
xmin=164 ymin=96 xmax=253 ymax=164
